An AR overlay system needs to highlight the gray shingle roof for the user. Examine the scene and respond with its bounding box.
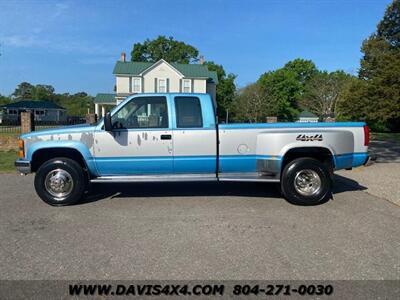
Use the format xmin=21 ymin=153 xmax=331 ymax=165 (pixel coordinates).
xmin=113 ymin=60 xmax=218 ymax=84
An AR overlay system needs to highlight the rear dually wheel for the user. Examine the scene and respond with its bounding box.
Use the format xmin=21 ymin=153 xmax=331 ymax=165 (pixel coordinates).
xmin=281 ymin=158 xmax=332 ymax=205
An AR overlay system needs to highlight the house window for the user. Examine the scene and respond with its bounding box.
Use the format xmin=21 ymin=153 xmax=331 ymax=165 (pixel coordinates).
xmin=158 ymin=78 xmax=167 ymax=93
xmin=132 ymin=78 xmax=141 ymax=93
xmin=8 ymin=109 xmax=17 ymax=115
xmin=183 ymin=79 xmax=191 ymax=93
xmin=35 ymin=110 xmax=45 ymax=116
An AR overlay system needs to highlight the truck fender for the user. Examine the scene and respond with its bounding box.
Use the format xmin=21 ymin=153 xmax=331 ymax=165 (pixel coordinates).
xmin=26 ymin=140 xmax=98 ymax=176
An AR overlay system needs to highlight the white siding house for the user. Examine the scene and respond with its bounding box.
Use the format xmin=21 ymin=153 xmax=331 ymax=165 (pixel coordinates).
xmin=94 ymin=54 xmax=218 ymax=117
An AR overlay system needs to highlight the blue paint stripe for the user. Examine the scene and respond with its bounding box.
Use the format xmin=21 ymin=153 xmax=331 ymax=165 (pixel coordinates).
xmin=219 ymin=122 xmax=366 ymax=130
xmin=174 ymin=156 xmax=216 ymax=173
xmin=94 ymin=152 xmax=368 ymax=175
xmin=334 ymin=152 xmax=368 ymax=169
xmin=219 ymin=156 xmax=257 ymax=172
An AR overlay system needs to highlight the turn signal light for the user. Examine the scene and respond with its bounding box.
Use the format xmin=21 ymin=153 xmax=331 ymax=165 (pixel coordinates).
xmin=18 ymin=139 xmax=25 ymax=158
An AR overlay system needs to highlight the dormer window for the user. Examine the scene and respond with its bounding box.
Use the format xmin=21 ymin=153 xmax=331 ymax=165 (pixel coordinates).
xmin=183 ymin=79 xmax=191 ymax=93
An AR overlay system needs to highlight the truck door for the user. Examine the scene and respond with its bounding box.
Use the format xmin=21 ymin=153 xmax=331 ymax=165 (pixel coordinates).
xmin=93 ymin=96 xmax=173 ymax=175
xmin=172 ymin=95 xmax=217 ymax=174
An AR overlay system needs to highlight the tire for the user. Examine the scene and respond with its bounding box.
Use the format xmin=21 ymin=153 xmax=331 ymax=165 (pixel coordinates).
xmin=34 ymin=157 xmax=86 ymax=206
xmin=281 ymin=158 xmax=332 ymax=206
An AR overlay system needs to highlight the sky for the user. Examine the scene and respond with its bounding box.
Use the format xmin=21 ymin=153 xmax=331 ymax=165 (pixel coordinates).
xmin=0 ymin=0 xmax=393 ymax=96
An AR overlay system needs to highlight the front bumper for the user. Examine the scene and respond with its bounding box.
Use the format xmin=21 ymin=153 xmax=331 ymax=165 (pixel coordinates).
xmin=15 ymin=159 xmax=31 ymax=174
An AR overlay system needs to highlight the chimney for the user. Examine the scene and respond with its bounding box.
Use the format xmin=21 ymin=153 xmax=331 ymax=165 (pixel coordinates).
xmin=120 ymin=52 xmax=126 ymax=62
xmin=199 ymin=55 xmax=204 ymax=65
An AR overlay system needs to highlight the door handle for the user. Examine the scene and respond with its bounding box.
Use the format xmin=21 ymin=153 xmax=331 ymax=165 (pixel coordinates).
xmin=160 ymin=134 xmax=172 ymax=140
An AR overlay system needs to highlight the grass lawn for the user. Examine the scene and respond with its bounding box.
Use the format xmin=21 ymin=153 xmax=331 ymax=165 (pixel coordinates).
xmin=0 ymin=150 xmax=17 ymax=173
xmin=0 ymin=132 xmax=20 ymax=139
xmin=371 ymin=132 xmax=400 ymax=144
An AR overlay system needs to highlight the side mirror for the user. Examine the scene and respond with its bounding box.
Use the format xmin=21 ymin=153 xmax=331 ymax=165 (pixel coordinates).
xmin=104 ymin=112 xmax=112 ymax=131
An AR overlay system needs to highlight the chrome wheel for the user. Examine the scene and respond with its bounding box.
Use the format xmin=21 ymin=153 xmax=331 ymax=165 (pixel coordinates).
xmin=44 ymin=169 xmax=74 ymax=200
xmin=294 ymin=169 xmax=321 ymax=196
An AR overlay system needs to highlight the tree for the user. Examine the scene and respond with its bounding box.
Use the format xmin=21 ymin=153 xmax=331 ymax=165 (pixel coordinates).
xmin=231 ymin=83 xmax=269 ymax=123
xmin=337 ymin=0 xmax=400 ymax=131
xmin=0 ymin=94 xmax=11 ymax=106
xmin=12 ymin=82 xmax=55 ymax=100
xmin=377 ymin=0 xmax=400 ymax=47
xmin=204 ymin=61 xmax=236 ymax=120
xmin=336 ymin=79 xmax=371 ymax=123
xmin=129 ymin=37 xmax=236 ymax=120
xmin=283 ymin=59 xmax=318 ymax=87
xmin=301 ymin=71 xmax=353 ymax=120
xmin=9 ymin=81 xmax=93 ymax=117
xmin=32 ymin=84 xmax=55 ymax=100
xmin=258 ymin=69 xmax=301 ymax=121
xmin=257 ymin=59 xmax=318 ymax=121
xmin=131 ymin=36 xmax=199 ymax=63
xmin=12 ymin=82 xmax=35 ymax=99
xmin=51 ymin=92 xmax=93 ymax=117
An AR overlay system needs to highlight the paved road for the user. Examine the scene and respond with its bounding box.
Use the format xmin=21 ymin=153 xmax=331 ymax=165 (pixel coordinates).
xmin=369 ymin=140 xmax=400 ymax=163
xmin=0 ymin=173 xmax=399 ymax=280
xmin=337 ymin=163 xmax=400 ymax=206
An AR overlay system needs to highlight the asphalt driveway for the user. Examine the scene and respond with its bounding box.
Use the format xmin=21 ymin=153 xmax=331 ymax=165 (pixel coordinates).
xmin=0 ymin=173 xmax=399 ymax=280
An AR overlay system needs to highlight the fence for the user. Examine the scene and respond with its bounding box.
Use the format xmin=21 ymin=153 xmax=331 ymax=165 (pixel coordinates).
xmin=0 ymin=118 xmax=87 ymax=134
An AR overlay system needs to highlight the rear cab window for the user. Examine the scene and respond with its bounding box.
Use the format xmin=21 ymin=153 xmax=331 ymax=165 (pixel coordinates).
xmin=174 ymin=96 xmax=203 ymax=128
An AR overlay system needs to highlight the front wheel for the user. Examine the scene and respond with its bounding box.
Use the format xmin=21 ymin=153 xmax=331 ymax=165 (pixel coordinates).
xmin=281 ymin=158 xmax=332 ymax=205
xmin=34 ymin=158 xmax=86 ymax=206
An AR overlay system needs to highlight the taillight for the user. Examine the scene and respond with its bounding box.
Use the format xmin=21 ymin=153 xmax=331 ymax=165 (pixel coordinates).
xmin=363 ymin=125 xmax=369 ymax=146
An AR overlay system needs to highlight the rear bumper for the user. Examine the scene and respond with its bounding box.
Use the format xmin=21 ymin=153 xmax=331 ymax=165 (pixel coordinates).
xmin=15 ymin=159 xmax=31 ymax=174
xmin=363 ymin=155 xmax=371 ymax=166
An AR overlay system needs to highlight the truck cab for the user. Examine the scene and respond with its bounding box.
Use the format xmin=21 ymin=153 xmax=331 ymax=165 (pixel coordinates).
xmin=15 ymin=93 xmax=369 ymax=206
xmin=97 ymin=94 xmax=218 ymax=177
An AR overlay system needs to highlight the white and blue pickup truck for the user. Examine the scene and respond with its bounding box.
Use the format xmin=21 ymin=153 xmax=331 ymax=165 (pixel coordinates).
xmin=15 ymin=93 xmax=369 ymax=206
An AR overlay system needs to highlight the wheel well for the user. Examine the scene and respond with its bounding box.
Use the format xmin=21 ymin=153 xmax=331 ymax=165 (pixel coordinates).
xmin=281 ymin=147 xmax=334 ymax=171
xmin=31 ymin=148 xmax=87 ymax=172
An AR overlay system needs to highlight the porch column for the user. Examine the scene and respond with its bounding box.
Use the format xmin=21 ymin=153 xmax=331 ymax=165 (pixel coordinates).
xmin=101 ymin=106 xmax=105 ymax=117
xmin=95 ymin=103 xmax=99 ymax=117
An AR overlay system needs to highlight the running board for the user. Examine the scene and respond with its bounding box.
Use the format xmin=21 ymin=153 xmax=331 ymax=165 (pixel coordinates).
xmin=91 ymin=174 xmax=217 ymax=183
xmin=219 ymin=177 xmax=279 ymax=182
xmin=218 ymin=172 xmax=280 ymax=182
xmin=91 ymin=173 xmax=279 ymax=183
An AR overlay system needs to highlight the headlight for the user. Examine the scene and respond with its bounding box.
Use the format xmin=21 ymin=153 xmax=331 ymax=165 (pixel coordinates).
xmin=18 ymin=139 xmax=25 ymax=158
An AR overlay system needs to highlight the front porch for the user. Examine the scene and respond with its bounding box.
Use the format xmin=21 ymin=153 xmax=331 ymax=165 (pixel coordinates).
xmin=93 ymin=93 xmax=117 ymax=118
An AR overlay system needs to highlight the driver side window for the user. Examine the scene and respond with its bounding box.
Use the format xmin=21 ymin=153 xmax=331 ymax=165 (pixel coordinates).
xmin=111 ymin=96 xmax=168 ymax=129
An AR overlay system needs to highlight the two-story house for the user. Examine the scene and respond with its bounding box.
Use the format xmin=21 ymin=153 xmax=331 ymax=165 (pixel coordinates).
xmin=94 ymin=53 xmax=218 ymax=117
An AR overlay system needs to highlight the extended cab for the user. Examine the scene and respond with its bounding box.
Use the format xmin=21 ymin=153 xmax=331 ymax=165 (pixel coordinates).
xmin=15 ymin=93 xmax=369 ymax=206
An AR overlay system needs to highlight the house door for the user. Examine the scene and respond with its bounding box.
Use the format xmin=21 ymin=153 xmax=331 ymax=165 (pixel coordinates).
xmin=93 ymin=96 xmax=173 ymax=175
